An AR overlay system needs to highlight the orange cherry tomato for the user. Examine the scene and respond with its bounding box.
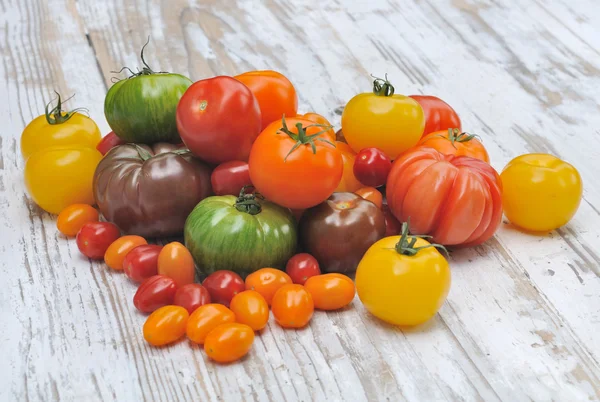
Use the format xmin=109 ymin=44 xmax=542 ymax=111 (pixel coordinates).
xmin=335 ymin=142 xmax=363 ymax=193
xmin=104 ymin=235 xmax=148 ymax=270
xmin=230 ymin=290 xmax=269 ymax=331
xmin=157 ymin=242 xmax=195 ymax=287
xmin=56 ymin=204 xmax=99 ymax=237
xmin=204 ymin=323 xmax=255 ymax=363
xmin=297 ymin=112 xmax=336 ymax=142
xmin=304 ymin=274 xmax=355 ymax=310
xmin=417 ymin=129 xmax=490 ymax=163
xmin=143 ymin=305 xmax=189 ymax=346
xmin=355 ymin=187 xmax=383 ymax=209
xmin=245 ymin=268 xmax=292 ymax=306
xmin=186 ymin=303 xmax=235 ymax=344
xmin=271 ymin=284 xmax=314 ymax=328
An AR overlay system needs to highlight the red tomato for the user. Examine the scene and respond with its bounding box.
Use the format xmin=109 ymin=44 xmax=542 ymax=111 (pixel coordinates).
xmin=174 ymin=284 xmax=211 ymax=314
xmin=286 ymin=253 xmax=321 ymax=285
xmin=143 ymin=305 xmax=189 ymax=346
xmin=353 ymin=147 xmax=392 ymax=187
xmin=417 ymin=129 xmax=490 ymax=163
xmin=354 ymin=187 xmax=383 ymax=209
xmin=57 ymin=204 xmax=99 ymax=237
xmin=382 ymin=204 xmax=402 ymax=236
xmin=96 ymin=131 xmax=126 ymax=155
xmin=157 ymin=242 xmax=195 ymax=287
xmin=409 ymin=95 xmax=461 ymax=137
xmin=76 ymin=222 xmax=120 ymax=260
xmin=134 ymin=275 xmax=178 ymax=314
xmin=177 ymin=76 xmax=261 ymax=164
xmin=211 ymin=161 xmax=252 ymax=196
xmin=202 ymin=270 xmax=245 ymax=307
xmin=104 ymin=235 xmax=147 ymax=270
xmin=123 ymin=244 xmax=163 ymax=283
xmin=271 ymin=284 xmax=314 ymax=328
xmin=386 ymin=147 xmax=502 ymax=246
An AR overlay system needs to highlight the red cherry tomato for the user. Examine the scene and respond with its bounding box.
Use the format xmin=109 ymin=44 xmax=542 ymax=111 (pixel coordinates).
xmin=408 ymin=95 xmax=461 ymax=137
xmin=174 ymin=284 xmax=212 ymax=314
xmin=210 ymin=161 xmax=253 ymax=196
xmin=123 ymin=244 xmax=163 ymax=283
xmin=96 ymin=131 xmax=126 ymax=155
xmin=286 ymin=253 xmax=321 ymax=285
xmin=76 ymin=222 xmax=121 ymax=260
xmin=382 ymin=204 xmax=402 ymax=236
xmin=133 ymin=275 xmax=178 ymax=314
xmin=202 ymin=270 xmax=245 ymax=307
xmin=353 ymin=147 xmax=392 ymax=187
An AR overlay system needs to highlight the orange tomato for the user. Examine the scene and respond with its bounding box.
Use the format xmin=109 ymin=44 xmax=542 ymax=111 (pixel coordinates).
xmin=355 ymin=187 xmax=383 ymax=209
xmin=204 ymin=323 xmax=255 ymax=363
xmin=249 ymin=117 xmax=343 ymax=209
xmin=418 ymin=129 xmax=490 ymax=163
xmin=334 ymin=142 xmax=363 ymax=193
xmin=143 ymin=305 xmax=189 ymax=346
xmin=304 ymin=274 xmax=355 ymax=310
xmin=245 ymin=268 xmax=292 ymax=306
xmin=56 ymin=204 xmax=99 ymax=237
xmin=186 ymin=304 xmax=235 ymax=344
xmin=271 ymin=284 xmax=314 ymax=328
xmin=297 ymin=112 xmax=336 ymax=142
xmin=157 ymin=242 xmax=195 ymax=287
xmin=104 ymin=235 xmax=148 ymax=270
xmin=230 ymin=290 xmax=269 ymax=331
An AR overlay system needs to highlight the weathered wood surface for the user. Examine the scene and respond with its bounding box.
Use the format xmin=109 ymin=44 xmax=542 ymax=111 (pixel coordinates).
xmin=1 ymin=0 xmax=599 ymax=401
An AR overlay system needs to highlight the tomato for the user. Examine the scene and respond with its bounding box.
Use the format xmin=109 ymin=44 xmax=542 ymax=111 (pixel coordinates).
xmin=76 ymin=222 xmax=121 ymax=260
xmin=354 ymin=187 xmax=383 ymax=209
xmin=157 ymin=242 xmax=195 ymax=287
xmin=211 ymin=161 xmax=252 ymax=196
xmin=104 ymin=235 xmax=147 ymax=270
xmin=174 ymin=284 xmax=211 ymax=314
xmin=353 ymin=147 xmax=392 ymax=187
xmin=249 ymin=117 xmax=344 ymax=209
xmin=96 ymin=131 xmax=126 ymax=155
xmin=177 ymin=76 xmax=261 ymax=164
xmin=123 ymin=245 xmax=163 ymax=283
xmin=334 ymin=142 xmax=363 ymax=193
xmin=143 ymin=305 xmax=189 ymax=346
xmin=409 ymin=95 xmax=461 ymax=137
xmin=386 ymin=147 xmax=503 ymax=246
xmin=341 ymin=76 xmax=424 ymax=159
xmin=304 ymin=274 xmax=355 ymax=310
xmin=235 ymin=70 xmax=298 ymax=131
xmin=230 ymin=290 xmax=269 ymax=331
xmin=204 ymin=323 xmax=255 ymax=363
xmin=285 ymin=253 xmax=321 ymax=285
xmin=297 ymin=112 xmax=336 ymax=142
xmin=57 ymin=204 xmax=99 ymax=237
xmin=500 ymin=153 xmax=582 ymax=232
xmin=202 ymin=270 xmax=246 ymax=307
xmin=134 ymin=275 xmax=178 ymax=313
xmin=186 ymin=304 xmax=236 ymax=344
xmin=382 ymin=204 xmax=402 ymax=236
xmin=271 ymin=284 xmax=314 ymax=328
xmin=417 ymin=129 xmax=489 ymax=163
xmin=245 ymin=268 xmax=292 ymax=306
xmin=355 ymin=225 xmax=451 ymax=326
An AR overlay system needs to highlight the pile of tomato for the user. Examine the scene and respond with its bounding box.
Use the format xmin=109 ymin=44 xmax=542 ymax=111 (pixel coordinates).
xmin=20 ymin=44 xmax=583 ymax=364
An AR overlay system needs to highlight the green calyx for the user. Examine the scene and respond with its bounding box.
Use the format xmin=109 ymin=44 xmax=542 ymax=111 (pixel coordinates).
xmin=44 ymin=91 xmax=88 ymax=125
xmin=277 ymin=116 xmax=335 ymax=161
xmin=234 ymin=186 xmax=264 ymax=215
xmin=111 ymin=37 xmax=168 ymax=80
xmin=394 ymin=219 xmax=448 ymax=257
xmin=372 ymin=74 xmax=395 ymax=97
xmin=438 ymin=128 xmax=482 ymax=149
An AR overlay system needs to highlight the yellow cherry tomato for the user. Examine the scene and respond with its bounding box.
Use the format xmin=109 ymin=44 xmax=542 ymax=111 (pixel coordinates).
xmin=500 ymin=153 xmax=582 ymax=232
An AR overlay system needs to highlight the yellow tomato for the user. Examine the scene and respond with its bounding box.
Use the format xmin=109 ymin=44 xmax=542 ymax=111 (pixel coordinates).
xmin=500 ymin=153 xmax=582 ymax=232
xmin=334 ymin=141 xmax=363 ymax=192
xmin=24 ymin=146 xmax=103 ymax=214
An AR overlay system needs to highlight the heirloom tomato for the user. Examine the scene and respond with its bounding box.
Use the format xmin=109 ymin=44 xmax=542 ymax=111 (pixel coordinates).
xmin=297 ymin=112 xmax=336 ymax=142
xmin=76 ymin=222 xmax=121 ymax=260
xmin=134 ymin=275 xmax=178 ymax=314
xmin=96 ymin=131 xmax=126 ymax=155
xmin=271 ymin=284 xmax=314 ymax=328
xmin=123 ymin=245 xmax=163 ymax=283
xmin=211 ymin=161 xmax=252 ymax=196
xmin=245 ymin=268 xmax=292 ymax=306
xmin=304 ymin=274 xmax=355 ymax=311
xmin=382 ymin=204 xmax=402 ymax=236
xmin=353 ymin=147 xmax=392 ymax=187
xmin=334 ymin=142 xmax=363 ymax=193
xmin=418 ymin=129 xmax=489 ymax=163
xmin=286 ymin=254 xmax=321 ymax=285
xmin=204 ymin=323 xmax=255 ymax=363
xmin=143 ymin=305 xmax=189 ymax=346
xmin=174 ymin=284 xmax=211 ymax=314
xmin=354 ymin=187 xmax=383 ymax=209
xmin=202 ymin=270 xmax=246 ymax=307
xmin=186 ymin=304 xmax=236 ymax=344
xmin=104 ymin=235 xmax=147 ymax=270
xmin=230 ymin=290 xmax=269 ymax=331
xmin=409 ymin=95 xmax=461 ymax=137
xmin=57 ymin=204 xmax=99 ymax=237
xmin=157 ymin=242 xmax=195 ymax=287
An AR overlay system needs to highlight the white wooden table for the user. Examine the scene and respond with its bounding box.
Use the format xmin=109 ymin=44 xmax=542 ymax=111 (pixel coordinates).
xmin=1 ymin=0 xmax=599 ymax=401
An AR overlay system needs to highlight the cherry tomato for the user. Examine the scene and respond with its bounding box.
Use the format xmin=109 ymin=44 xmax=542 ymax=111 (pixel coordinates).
xmin=186 ymin=304 xmax=236 ymax=344
xmin=229 ymin=290 xmax=269 ymax=331
xmin=409 ymin=95 xmax=461 ymax=137
xmin=143 ymin=305 xmax=189 ymax=346
xmin=245 ymin=268 xmax=292 ymax=306
xmin=304 ymin=274 xmax=355 ymax=310
xmin=174 ymin=284 xmax=211 ymax=314
xmin=334 ymin=142 xmax=363 ymax=193
xmin=297 ymin=112 xmax=336 ymax=142
xmin=286 ymin=254 xmax=321 ymax=285
xmin=382 ymin=204 xmax=402 ymax=236
xmin=271 ymin=284 xmax=314 ymax=328
xmin=134 ymin=275 xmax=178 ymax=314
xmin=354 ymin=187 xmax=383 ymax=209
xmin=76 ymin=222 xmax=120 ymax=260
xmin=204 ymin=323 xmax=255 ymax=363
xmin=104 ymin=235 xmax=147 ymax=270
xmin=157 ymin=242 xmax=195 ymax=287
xmin=123 ymin=245 xmax=163 ymax=283
xmin=418 ymin=129 xmax=489 ymax=163
xmin=202 ymin=270 xmax=245 ymax=306
xmin=96 ymin=131 xmax=126 ymax=155
xmin=57 ymin=204 xmax=99 ymax=237
xmin=211 ymin=161 xmax=252 ymax=196
xmin=353 ymin=147 xmax=392 ymax=187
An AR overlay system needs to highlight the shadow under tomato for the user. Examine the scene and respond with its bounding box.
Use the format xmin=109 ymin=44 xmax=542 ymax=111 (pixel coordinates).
xmin=500 ymin=220 xmax=554 ymax=237
xmin=359 ymin=309 xmax=440 ymax=333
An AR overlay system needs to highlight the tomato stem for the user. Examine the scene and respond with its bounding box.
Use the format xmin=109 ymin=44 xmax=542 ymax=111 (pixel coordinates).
xmin=371 ymin=74 xmax=395 ymax=97
xmin=437 ymin=128 xmax=482 ymax=149
xmin=44 ymin=91 xmax=89 ymax=125
xmin=394 ymin=218 xmax=448 ymax=256
xmin=234 ymin=186 xmax=264 ymax=215
xmin=276 ymin=116 xmax=335 ymax=162
xmin=110 ymin=37 xmax=169 ymax=80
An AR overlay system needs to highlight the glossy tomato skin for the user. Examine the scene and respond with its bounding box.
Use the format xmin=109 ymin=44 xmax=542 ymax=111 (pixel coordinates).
xmin=354 ymin=187 xmax=383 ymax=209
xmin=304 ymin=274 xmax=355 ymax=310
xmin=57 ymin=204 xmax=99 ymax=237
xmin=285 ymin=253 xmax=321 ymax=285
xmin=353 ymin=147 xmax=392 ymax=187
xmin=229 ymin=290 xmax=269 ymax=331
xmin=297 ymin=112 xmax=336 ymax=142
xmin=174 ymin=284 xmax=211 ymax=314
xmin=382 ymin=204 xmax=402 ymax=236
xmin=501 ymin=154 xmax=582 ymax=232
xmin=186 ymin=304 xmax=235 ymax=344
xmin=177 ymin=76 xmax=261 ymax=164
xmin=211 ymin=161 xmax=252 ymax=196
xmin=204 ymin=323 xmax=255 ymax=363
xmin=123 ymin=245 xmax=163 ymax=283
xmin=157 ymin=242 xmax=195 ymax=287
xmin=334 ymin=142 xmax=363 ymax=193
xmin=134 ymin=275 xmax=178 ymax=314
xmin=271 ymin=284 xmax=314 ymax=328
xmin=143 ymin=305 xmax=189 ymax=346
xmin=386 ymin=147 xmax=503 ymax=246
xmin=418 ymin=129 xmax=489 ymax=163
xmin=76 ymin=222 xmax=121 ymax=260
xmin=202 ymin=270 xmax=246 ymax=307
xmin=104 ymin=235 xmax=148 ymax=270
xmin=96 ymin=131 xmax=126 ymax=155
xmin=245 ymin=268 xmax=292 ymax=305
xmin=235 ymin=70 xmax=298 ymax=131
xmin=409 ymin=95 xmax=461 ymax=137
